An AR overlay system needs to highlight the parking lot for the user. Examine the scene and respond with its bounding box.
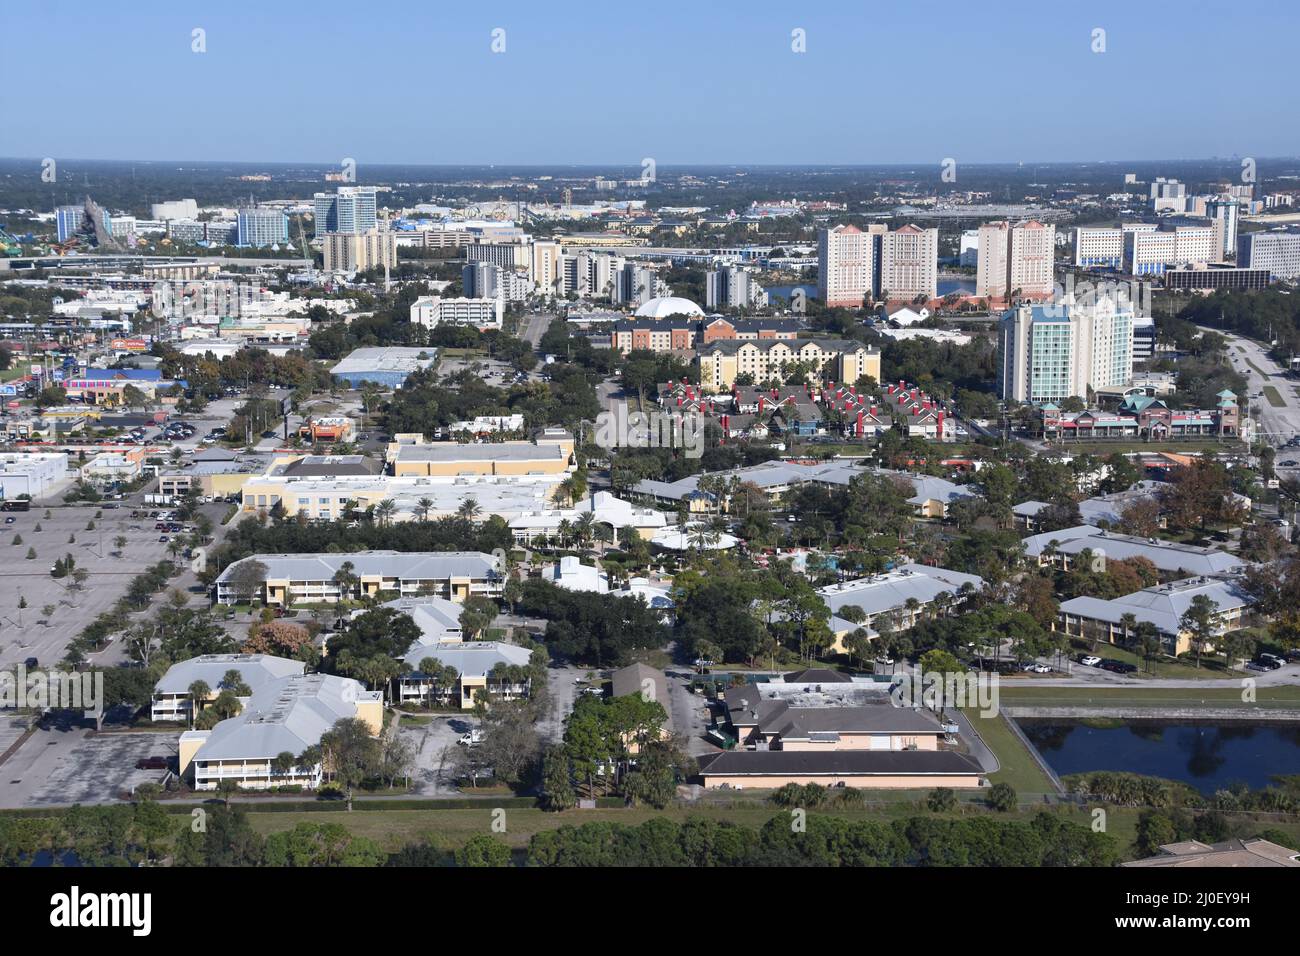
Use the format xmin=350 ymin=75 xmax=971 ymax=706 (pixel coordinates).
xmin=0 ymin=721 xmax=177 ymax=808
xmin=0 ymin=501 xmax=182 ymax=669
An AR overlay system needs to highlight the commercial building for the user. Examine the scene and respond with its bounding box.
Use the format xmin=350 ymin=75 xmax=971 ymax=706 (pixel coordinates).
xmin=1121 ymin=839 xmax=1300 ymax=868
xmin=1161 ymin=264 xmax=1271 ymax=291
xmin=389 ymin=440 xmax=572 ymax=478
xmin=462 ymin=262 xmax=531 ymax=302
xmin=179 ymin=673 xmax=383 ymax=790
xmin=313 ymin=186 xmax=377 ymax=237
xmin=1038 ymin=390 xmax=1241 ymax=441
xmin=151 ymin=199 xmax=199 ymax=221
xmin=322 ymin=229 xmax=398 ymax=273
xmin=151 ymin=653 xmax=305 ymax=722
xmin=997 ymin=297 xmax=1135 ymax=404
xmin=508 ymin=490 xmax=667 ymax=544
xmin=330 ymin=346 xmax=438 ymax=388
xmin=697 ymin=338 xmax=881 ymax=392
xmin=214 ymin=551 xmax=503 ymax=606
xmin=975 ymin=220 xmax=1055 ymax=299
xmin=0 ymin=452 xmax=68 ymax=499
xmin=698 ymin=670 xmax=984 ymax=790
xmin=236 ymin=207 xmax=290 ymax=248
xmin=1237 ymin=228 xmax=1300 ymax=281
xmin=408 ymin=295 xmax=503 ymax=330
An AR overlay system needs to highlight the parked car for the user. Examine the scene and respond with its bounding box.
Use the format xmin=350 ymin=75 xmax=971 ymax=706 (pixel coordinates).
xmin=3 ymin=517 xmax=13 ymax=524
xmin=1079 ymin=655 xmax=1102 ymax=667
xmin=1099 ymin=659 xmax=1138 ymax=674
xmin=22 ymin=657 xmax=37 ymax=668
xmin=1022 ymin=662 xmax=1051 ymax=674
xmin=135 ymin=756 xmax=169 ymax=770
xmin=1254 ymin=654 xmax=1285 ymax=670
xmin=457 ymin=730 xmax=484 ymax=747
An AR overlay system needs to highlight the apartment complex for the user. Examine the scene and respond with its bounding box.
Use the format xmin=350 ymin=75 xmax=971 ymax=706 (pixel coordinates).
xmin=705 ymin=265 xmax=768 ymax=310
xmin=214 ymin=551 xmax=503 ymax=606
xmin=179 ymin=673 xmax=383 ymax=790
xmin=409 ymin=295 xmax=504 ymax=330
xmin=151 ymin=653 xmax=305 ymax=722
xmin=817 ymin=223 xmax=937 ymax=305
xmin=697 ymin=338 xmax=881 ymax=392
xmin=976 ymin=220 xmax=1056 ymax=299
xmin=321 ymin=229 xmax=397 ymax=273
xmin=997 ymin=298 xmax=1135 ymax=404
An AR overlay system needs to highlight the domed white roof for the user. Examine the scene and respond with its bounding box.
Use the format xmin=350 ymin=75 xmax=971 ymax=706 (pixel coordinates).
xmin=634 ymin=296 xmax=704 ymax=319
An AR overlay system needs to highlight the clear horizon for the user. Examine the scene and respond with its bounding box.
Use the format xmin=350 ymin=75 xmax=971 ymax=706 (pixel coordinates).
xmin=2 ymin=0 xmax=1297 ymax=165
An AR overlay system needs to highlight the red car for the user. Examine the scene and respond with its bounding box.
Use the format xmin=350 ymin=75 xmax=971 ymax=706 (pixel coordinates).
xmin=135 ymin=756 xmax=169 ymax=771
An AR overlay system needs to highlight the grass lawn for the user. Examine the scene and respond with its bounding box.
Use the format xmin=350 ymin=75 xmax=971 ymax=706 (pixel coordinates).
xmin=233 ymin=802 xmax=1300 ymax=860
xmin=964 ymin=709 xmax=1056 ymax=793
xmin=1264 ymin=385 xmax=1287 ymax=407
xmin=998 ymin=685 xmax=1300 ymax=708
xmin=1043 ymin=440 xmax=1246 ymax=456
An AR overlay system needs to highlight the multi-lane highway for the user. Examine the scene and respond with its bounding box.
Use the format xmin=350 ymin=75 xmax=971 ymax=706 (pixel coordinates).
xmin=1216 ymin=329 xmax=1300 ymax=448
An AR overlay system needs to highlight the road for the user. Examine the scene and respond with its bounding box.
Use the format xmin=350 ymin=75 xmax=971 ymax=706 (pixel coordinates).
xmin=518 ymin=311 xmax=556 ymax=349
xmin=1211 ymin=328 xmax=1300 ymax=447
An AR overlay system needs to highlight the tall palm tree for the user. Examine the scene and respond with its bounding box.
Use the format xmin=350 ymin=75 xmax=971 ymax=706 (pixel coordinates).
xmin=457 ymin=497 xmax=482 ymax=521
xmin=375 ymin=499 xmax=397 ymax=526
xmin=416 ymin=497 xmax=434 ymax=522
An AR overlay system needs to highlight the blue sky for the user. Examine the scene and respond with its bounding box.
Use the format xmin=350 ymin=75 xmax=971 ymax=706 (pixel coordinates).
xmin=2 ymin=0 xmax=1297 ymax=165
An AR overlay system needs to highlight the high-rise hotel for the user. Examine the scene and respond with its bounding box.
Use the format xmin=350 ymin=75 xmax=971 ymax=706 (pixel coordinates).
xmin=817 ymin=223 xmax=937 ymax=306
xmin=976 ymin=220 xmax=1056 ymax=299
xmin=997 ymin=295 xmax=1135 ymax=404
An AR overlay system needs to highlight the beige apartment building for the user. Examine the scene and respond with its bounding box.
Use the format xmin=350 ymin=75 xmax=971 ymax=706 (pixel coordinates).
xmin=976 ymin=220 xmax=1056 ymax=299
xmin=880 ymin=224 xmax=938 ymax=301
xmin=696 ymin=338 xmax=881 ymax=392
xmin=322 ymin=229 xmax=398 ymax=272
xmin=817 ymin=224 xmax=881 ymax=307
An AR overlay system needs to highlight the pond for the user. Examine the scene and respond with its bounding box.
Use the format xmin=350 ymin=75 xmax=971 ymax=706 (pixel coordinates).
xmin=1019 ymin=720 xmax=1300 ymax=793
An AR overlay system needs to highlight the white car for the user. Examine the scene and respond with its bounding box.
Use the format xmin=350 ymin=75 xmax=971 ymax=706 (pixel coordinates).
xmin=1079 ymin=655 xmax=1102 ymax=667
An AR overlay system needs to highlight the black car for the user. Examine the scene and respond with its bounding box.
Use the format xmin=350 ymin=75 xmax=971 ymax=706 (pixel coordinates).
xmin=23 ymin=657 xmax=37 ymax=668
xmin=1099 ymin=659 xmax=1138 ymax=674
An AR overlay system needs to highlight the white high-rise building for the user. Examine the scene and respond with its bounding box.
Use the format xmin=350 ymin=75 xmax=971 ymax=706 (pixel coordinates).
xmin=705 ymin=265 xmax=768 ymax=310
xmin=976 ymin=220 xmax=1055 ymax=298
xmin=1238 ymin=228 xmax=1300 ymax=280
xmin=998 ymin=296 xmax=1135 ymax=404
xmin=816 ymin=224 xmax=874 ymax=307
xmin=1124 ymin=225 xmax=1218 ymax=275
xmin=880 ymin=225 xmax=938 ymax=301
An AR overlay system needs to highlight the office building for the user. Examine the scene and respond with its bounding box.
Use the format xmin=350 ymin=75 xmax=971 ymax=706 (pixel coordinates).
xmin=1162 ymin=265 xmax=1271 ymax=291
xmin=1150 ymin=177 xmax=1187 ymax=213
xmin=1207 ymin=198 xmax=1240 ymax=259
xmin=313 ymin=186 xmax=377 ymax=237
xmin=997 ymin=297 xmax=1135 ymax=404
xmin=322 ymin=229 xmax=397 ymax=273
xmin=976 ymin=220 xmax=1056 ymax=299
xmin=1238 ymin=229 xmax=1300 ymax=281
xmin=0 ymin=452 xmax=68 ymax=499
xmin=236 ymin=207 xmax=289 ymax=247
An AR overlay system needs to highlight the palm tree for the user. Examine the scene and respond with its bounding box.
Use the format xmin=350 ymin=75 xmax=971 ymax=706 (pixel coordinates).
xmin=331 ymin=560 xmax=358 ymax=603
xmin=457 ymin=497 xmax=481 ymax=521
xmin=187 ymin=680 xmax=211 ymax=728
xmin=375 ymin=499 xmax=397 ymax=527
xmin=416 ymin=497 xmax=434 ymax=522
